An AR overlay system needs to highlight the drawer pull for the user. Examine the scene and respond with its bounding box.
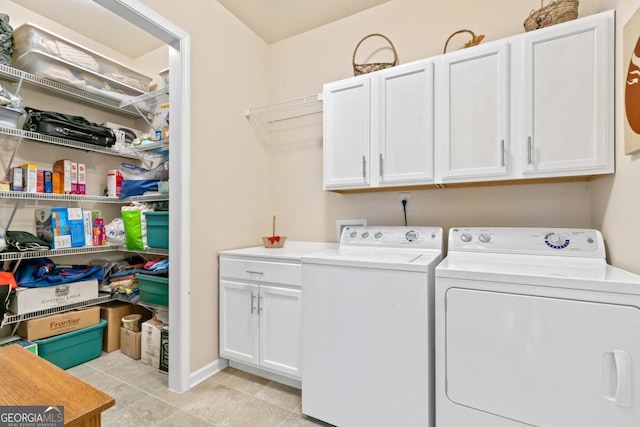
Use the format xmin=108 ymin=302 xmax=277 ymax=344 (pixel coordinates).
xmin=250 ymin=293 xmax=256 ymax=314
xmin=258 ymin=295 xmax=264 ymax=313
xmin=246 ymin=270 xmax=264 ymax=275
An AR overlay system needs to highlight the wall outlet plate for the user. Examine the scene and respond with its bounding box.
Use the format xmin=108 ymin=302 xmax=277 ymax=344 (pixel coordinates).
xmin=336 ymin=219 xmax=367 ymax=242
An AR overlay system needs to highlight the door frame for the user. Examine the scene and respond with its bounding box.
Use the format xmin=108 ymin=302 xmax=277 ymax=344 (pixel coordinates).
xmin=93 ymin=0 xmax=191 ymax=393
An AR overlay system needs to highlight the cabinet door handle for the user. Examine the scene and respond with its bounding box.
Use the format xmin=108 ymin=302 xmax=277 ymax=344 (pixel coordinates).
xmin=500 ymin=140 xmax=505 ymax=167
xmin=246 ymin=270 xmax=264 ymax=275
xmin=362 ymin=156 xmax=367 ymax=178
xmin=258 ymin=295 xmax=264 ymax=313
xmin=250 ymin=293 xmax=256 ymax=314
xmin=379 ymin=153 xmax=384 ymax=178
xmin=527 ymin=136 xmax=533 ymax=165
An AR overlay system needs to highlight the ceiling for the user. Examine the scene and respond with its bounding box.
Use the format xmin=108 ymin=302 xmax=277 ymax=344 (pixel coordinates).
xmin=10 ymin=0 xmax=164 ymax=58
xmin=10 ymin=0 xmax=392 ymax=55
xmin=217 ymin=0 xmax=391 ymax=44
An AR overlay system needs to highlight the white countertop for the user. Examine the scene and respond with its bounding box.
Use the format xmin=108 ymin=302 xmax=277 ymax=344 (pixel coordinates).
xmin=218 ymin=241 xmax=337 ymax=262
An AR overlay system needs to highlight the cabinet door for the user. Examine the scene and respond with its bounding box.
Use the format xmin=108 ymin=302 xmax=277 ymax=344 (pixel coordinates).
xmin=377 ymin=60 xmax=435 ymax=186
xmin=437 ymin=41 xmax=510 ymax=182
xmin=258 ymin=285 xmax=302 ymax=378
xmin=521 ymin=12 xmax=613 ymax=177
xmin=323 ymin=75 xmax=371 ymax=190
xmin=219 ymin=280 xmax=259 ymax=365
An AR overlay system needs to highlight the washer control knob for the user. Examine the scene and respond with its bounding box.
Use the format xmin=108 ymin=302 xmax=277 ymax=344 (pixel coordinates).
xmin=361 ymin=231 xmax=370 ymax=238
xmin=405 ymin=230 xmax=418 ymax=242
xmin=460 ymin=233 xmax=473 ymax=243
xmin=349 ymin=231 xmax=358 ymax=239
xmin=374 ymin=232 xmax=383 ymax=239
xmin=544 ymin=232 xmax=570 ymax=249
xmin=478 ymin=233 xmax=491 ymax=243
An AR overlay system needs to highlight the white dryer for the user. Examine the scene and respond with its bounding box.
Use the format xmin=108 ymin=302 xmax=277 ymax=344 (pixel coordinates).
xmin=301 ymin=226 xmax=443 ymax=427
xmin=435 ymin=227 xmax=640 ymax=427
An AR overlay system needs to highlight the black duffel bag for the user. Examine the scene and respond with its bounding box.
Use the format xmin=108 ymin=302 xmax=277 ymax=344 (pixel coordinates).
xmin=23 ymin=107 xmax=116 ymax=147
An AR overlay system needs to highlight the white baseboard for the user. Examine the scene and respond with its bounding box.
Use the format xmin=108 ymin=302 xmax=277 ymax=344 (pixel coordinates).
xmin=229 ymin=360 xmax=301 ymax=389
xmin=189 ymin=357 xmax=229 ymax=388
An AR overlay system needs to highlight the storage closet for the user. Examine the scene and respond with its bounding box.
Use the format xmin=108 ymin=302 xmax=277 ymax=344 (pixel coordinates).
xmin=0 ymin=0 xmax=190 ymax=393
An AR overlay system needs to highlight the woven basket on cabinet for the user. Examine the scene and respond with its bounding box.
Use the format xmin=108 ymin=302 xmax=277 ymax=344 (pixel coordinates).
xmin=524 ymin=0 xmax=579 ymax=31
xmin=352 ymin=33 xmax=398 ymax=76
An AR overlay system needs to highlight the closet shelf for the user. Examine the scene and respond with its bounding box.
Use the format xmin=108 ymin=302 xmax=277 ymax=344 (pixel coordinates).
xmin=0 ymin=127 xmax=156 ymax=160
xmin=0 ymin=64 xmax=147 ymax=117
xmin=119 ymin=87 xmax=169 ymax=110
xmin=245 ymin=93 xmax=323 ymax=145
xmin=0 ymin=245 xmax=126 ymax=262
xmin=1 ymin=293 xmax=116 ymax=326
xmin=0 ymin=191 xmax=169 ymax=203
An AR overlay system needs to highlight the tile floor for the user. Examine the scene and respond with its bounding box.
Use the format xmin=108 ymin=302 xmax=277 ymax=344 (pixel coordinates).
xmin=68 ymin=351 xmax=332 ymax=426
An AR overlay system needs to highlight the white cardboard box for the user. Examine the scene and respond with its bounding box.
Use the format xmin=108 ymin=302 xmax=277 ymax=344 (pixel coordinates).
xmin=140 ymin=318 xmax=163 ymax=368
xmin=8 ymin=279 xmax=99 ymax=315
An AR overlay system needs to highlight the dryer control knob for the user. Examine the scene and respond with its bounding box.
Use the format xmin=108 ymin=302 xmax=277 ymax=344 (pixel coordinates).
xmin=460 ymin=233 xmax=472 ymax=242
xmin=405 ymin=230 xmax=418 ymax=242
xmin=349 ymin=231 xmax=358 ymax=239
xmin=374 ymin=232 xmax=383 ymax=239
xmin=361 ymin=232 xmax=370 ymax=238
xmin=478 ymin=233 xmax=491 ymax=243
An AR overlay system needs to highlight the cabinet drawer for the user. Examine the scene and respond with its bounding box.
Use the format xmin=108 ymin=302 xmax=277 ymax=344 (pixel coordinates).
xmin=219 ymin=258 xmax=301 ymax=286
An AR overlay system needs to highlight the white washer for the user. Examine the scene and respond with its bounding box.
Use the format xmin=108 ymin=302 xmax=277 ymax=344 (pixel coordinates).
xmin=301 ymin=226 xmax=443 ymax=427
xmin=436 ymin=227 xmax=640 ymax=427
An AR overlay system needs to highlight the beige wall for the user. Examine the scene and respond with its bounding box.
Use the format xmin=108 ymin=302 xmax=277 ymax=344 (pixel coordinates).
xmin=592 ymin=0 xmax=640 ymax=273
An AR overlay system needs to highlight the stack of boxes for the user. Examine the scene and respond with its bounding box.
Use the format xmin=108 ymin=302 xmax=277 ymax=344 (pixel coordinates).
xmin=35 ymin=207 xmax=105 ymax=249
xmin=2 ymin=159 xmax=86 ymax=195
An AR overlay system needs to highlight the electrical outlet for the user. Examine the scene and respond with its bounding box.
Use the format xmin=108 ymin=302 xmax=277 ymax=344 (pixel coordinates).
xmin=399 ymin=192 xmax=411 ymax=211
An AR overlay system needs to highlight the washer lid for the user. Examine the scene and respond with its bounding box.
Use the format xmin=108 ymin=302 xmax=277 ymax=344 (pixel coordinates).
xmin=303 ymin=247 xmax=443 ymax=271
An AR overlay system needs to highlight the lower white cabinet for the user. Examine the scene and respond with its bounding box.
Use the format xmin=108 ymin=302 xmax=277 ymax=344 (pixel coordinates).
xmin=219 ymin=258 xmax=302 ymax=380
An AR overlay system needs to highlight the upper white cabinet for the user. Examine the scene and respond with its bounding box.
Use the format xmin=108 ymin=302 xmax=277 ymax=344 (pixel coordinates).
xmin=377 ymin=60 xmax=435 ymax=186
xmin=323 ymin=59 xmax=435 ymax=190
xmin=323 ymin=75 xmax=371 ymax=189
xmin=323 ymin=10 xmax=614 ymax=191
xmin=436 ymin=41 xmax=510 ymax=182
xmin=518 ymin=11 xmax=614 ymax=177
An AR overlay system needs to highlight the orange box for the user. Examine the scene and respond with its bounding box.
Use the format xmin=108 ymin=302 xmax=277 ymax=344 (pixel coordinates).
xmin=52 ymin=172 xmax=61 ymax=194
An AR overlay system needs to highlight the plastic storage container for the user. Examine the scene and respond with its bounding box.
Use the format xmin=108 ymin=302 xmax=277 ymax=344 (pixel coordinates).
xmin=0 ymin=106 xmax=25 ymax=129
xmin=136 ymin=273 xmax=169 ymax=306
xmin=12 ymin=24 xmax=151 ymax=97
xmin=144 ymin=211 xmax=168 ymax=249
xmin=34 ymin=319 xmax=107 ymax=369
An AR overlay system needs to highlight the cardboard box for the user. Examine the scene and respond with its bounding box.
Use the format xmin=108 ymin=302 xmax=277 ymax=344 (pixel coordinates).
xmin=35 ymin=207 xmax=85 ymax=248
xmin=120 ymin=327 xmax=141 ymax=359
xmin=53 ymin=159 xmax=71 ymax=194
xmin=77 ymin=163 xmax=86 ymax=195
xmin=52 ymin=171 xmax=61 ymax=194
xmin=10 ymin=166 xmax=22 ymax=191
xmin=99 ymin=301 xmax=152 ymax=352
xmin=82 ymin=210 xmax=93 ymax=246
xmin=36 ymin=170 xmax=44 ymax=193
xmin=21 ymin=163 xmax=37 ymax=193
xmin=17 ymin=307 xmax=100 ymax=340
xmin=9 ymin=279 xmax=98 ymax=315
xmin=141 ymin=318 xmax=163 ymax=368
xmin=70 ymin=161 xmax=78 ymax=194
xmin=159 ymin=325 xmax=169 ymax=373
xmin=43 ymin=170 xmax=53 ymax=193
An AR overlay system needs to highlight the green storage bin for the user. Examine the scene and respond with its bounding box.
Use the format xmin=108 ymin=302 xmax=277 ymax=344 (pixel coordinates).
xmin=144 ymin=211 xmax=168 ymax=249
xmin=136 ymin=273 xmax=169 ymax=306
xmin=34 ymin=319 xmax=107 ymax=369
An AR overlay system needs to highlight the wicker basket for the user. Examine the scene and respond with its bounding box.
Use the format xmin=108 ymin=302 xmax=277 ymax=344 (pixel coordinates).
xmin=524 ymin=0 xmax=579 ymax=32
xmin=352 ymin=33 xmax=398 ymax=76
xmin=443 ymin=29 xmax=485 ymax=54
